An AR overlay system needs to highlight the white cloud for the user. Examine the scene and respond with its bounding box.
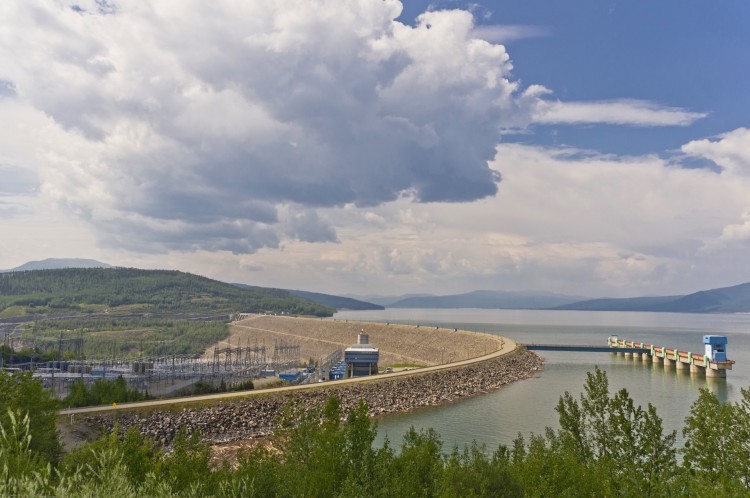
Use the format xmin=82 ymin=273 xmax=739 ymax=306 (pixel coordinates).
xmin=717 ymin=211 xmax=750 ymax=244
xmin=234 ymin=134 xmax=750 ymax=296
xmin=533 ymin=99 xmax=707 ymax=127
xmin=0 ymin=0 xmax=729 ymax=297
xmin=682 ymin=129 xmax=750 ymax=251
xmin=1 ymin=1 xmax=526 ymax=253
xmin=682 ymin=128 xmax=750 ymax=176
xmin=471 ymin=24 xmax=551 ymax=43
xmin=0 ymin=0 xmax=708 ymax=258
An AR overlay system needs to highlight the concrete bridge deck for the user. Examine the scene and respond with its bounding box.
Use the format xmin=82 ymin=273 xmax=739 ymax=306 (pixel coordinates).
xmin=523 ymin=344 xmax=648 ymax=354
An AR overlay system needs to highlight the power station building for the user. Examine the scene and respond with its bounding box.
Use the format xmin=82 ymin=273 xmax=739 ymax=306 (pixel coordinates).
xmin=344 ymin=332 xmax=379 ymax=377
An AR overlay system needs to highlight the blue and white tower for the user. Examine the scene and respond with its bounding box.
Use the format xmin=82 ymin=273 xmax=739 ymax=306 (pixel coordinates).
xmin=703 ymin=335 xmax=728 ymax=362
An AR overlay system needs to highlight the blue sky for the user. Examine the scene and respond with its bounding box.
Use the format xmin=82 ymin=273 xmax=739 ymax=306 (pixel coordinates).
xmin=400 ymin=0 xmax=749 ymax=155
xmin=1 ymin=1 xmax=749 ymax=298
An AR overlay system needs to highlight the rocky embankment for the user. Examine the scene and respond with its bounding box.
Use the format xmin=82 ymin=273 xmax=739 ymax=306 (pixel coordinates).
xmin=90 ymin=349 xmax=543 ymax=445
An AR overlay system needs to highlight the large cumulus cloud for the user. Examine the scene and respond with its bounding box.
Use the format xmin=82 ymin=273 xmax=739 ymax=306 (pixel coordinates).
xmin=0 ymin=0 xmax=705 ymax=254
xmin=0 ymin=1 xmax=519 ymax=252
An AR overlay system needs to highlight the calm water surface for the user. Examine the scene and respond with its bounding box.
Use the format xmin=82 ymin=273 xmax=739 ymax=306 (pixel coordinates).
xmin=333 ymin=309 xmax=750 ymax=450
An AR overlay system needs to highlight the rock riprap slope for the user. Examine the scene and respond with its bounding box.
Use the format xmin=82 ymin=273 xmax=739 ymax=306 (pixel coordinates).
xmin=94 ymin=349 xmax=543 ymax=445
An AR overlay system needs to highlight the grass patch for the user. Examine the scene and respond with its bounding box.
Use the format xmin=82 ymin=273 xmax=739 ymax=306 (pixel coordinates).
xmin=22 ymin=317 xmax=229 ymax=359
xmin=0 ymin=305 xmax=27 ymax=318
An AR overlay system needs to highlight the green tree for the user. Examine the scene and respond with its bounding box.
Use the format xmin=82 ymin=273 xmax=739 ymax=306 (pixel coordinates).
xmin=279 ymin=395 xmax=348 ymax=497
xmin=509 ymin=429 xmax=603 ymax=496
xmin=162 ymin=428 xmax=219 ymax=496
xmin=233 ymin=443 xmax=283 ymax=497
xmin=638 ymin=403 xmax=677 ymax=496
xmin=0 ymin=371 xmax=60 ymax=463
xmin=64 ymin=426 xmax=162 ymax=488
xmin=438 ymin=443 xmax=522 ymax=498
xmin=65 ymin=378 xmax=90 ymax=407
xmin=681 ymin=387 xmax=750 ymax=493
xmin=0 ymin=411 xmax=52 ymax=489
xmin=387 ymin=427 xmax=444 ymax=498
xmin=0 ymin=410 xmax=58 ymax=497
xmin=682 ymin=388 xmax=734 ymax=480
xmin=340 ymin=401 xmax=379 ymax=496
xmin=735 ymin=387 xmax=750 ymax=488
xmin=64 ymin=376 xmax=149 ymax=408
xmin=542 ymin=367 xmax=677 ymax=496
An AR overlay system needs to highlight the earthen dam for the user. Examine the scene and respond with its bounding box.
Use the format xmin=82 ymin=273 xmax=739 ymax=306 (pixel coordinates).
xmin=62 ymin=315 xmax=544 ymax=447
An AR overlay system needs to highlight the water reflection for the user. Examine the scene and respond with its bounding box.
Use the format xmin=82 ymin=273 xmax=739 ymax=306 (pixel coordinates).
xmin=706 ymin=377 xmax=731 ymax=403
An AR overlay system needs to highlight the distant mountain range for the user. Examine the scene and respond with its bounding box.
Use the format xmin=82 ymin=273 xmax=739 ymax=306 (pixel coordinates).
xmin=351 ymin=283 xmax=750 ymax=313
xmin=556 ymin=282 xmax=750 ymax=314
xmin=6 ymin=259 xmax=750 ymax=314
xmin=385 ymin=290 xmax=586 ymax=309
xmin=1 ymin=258 xmax=112 ymax=272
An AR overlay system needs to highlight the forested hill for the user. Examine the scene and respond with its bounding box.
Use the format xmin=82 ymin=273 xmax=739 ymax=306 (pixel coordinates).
xmin=0 ymin=268 xmax=333 ymax=317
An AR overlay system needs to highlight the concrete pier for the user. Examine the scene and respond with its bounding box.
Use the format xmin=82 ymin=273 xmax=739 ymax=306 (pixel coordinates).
xmin=706 ymin=367 xmax=727 ymax=378
xmin=607 ymin=335 xmax=734 ymax=378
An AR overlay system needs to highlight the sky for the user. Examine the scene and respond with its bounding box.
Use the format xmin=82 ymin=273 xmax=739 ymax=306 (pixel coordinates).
xmin=1 ymin=0 xmax=749 ymax=299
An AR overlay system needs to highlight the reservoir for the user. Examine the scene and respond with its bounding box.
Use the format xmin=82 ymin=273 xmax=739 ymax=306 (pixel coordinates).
xmin=334 ymin=309 xmax=750 ymax=450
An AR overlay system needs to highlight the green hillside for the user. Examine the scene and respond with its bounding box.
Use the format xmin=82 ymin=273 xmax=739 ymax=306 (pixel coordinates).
xmin=0 ymin=268 xmax=333 ymax=317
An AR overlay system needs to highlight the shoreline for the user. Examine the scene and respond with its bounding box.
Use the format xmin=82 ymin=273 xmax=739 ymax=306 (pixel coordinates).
xmin=62 ymin=315 xmax=544 ymax=451
xmin=86 ymin=348 xmax=544 ymax=446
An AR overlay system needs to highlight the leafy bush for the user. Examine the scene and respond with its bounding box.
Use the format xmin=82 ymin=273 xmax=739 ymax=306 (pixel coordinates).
xmin=0 ymin=371 xmax=60 ymax=464
xmin=63 ymin=377 xmax=151 ymax=408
